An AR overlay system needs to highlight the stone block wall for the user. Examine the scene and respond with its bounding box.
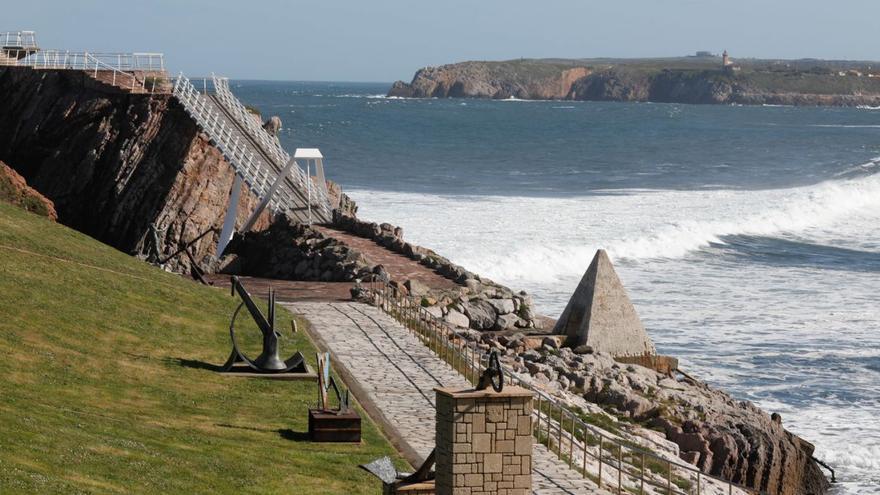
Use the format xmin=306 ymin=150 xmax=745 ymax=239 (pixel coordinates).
xmin=435 ymin=387 xmax=533 ymax=495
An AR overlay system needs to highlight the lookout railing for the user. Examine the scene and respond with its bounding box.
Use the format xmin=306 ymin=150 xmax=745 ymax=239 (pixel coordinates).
xmin=366 ymin=280 xmax=759 ymax=495
xmin=3 ymin=50 xmax=167 ymax=93
xmin=1 ymin=31 xmax=37 ymax=49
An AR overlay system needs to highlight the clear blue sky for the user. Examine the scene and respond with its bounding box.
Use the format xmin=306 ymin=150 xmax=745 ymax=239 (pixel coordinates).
xmin=6 ymin=0 xmax=879 ymax=82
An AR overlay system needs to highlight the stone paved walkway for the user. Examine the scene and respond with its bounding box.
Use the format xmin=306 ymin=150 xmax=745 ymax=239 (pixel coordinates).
xmin=286 ymin=301 xmax=610 ymax=495
xmin=314 ymin=226 xmax=459 ymax=290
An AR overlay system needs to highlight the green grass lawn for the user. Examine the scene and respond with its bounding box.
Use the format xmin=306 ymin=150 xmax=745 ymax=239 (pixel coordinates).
xmin=0 ymin=202 xmax=404 ymax=494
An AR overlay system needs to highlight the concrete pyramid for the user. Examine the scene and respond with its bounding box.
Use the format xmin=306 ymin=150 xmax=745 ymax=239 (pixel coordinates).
xmin=554 ymin=249 xmax=656 ymax=357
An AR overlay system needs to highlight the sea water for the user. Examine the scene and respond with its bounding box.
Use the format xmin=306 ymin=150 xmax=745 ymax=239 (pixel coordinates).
xmin=234 ymin=81 xmax=880 ymax=492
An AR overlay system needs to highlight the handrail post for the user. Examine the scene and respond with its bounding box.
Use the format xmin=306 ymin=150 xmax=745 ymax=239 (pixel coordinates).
xmin=617 ymin=444 xmax=622 ymax=494
xmin=557 ymin=407 xmax=563 ymax=456
xmin=667 ymin=460 xmax=672 ymax=495
xmin=640 ymin=452 xmax=645 ymax=494
xmin=582 ymin=423 xmax=587 ymax=475
xmin=598 ymin=436 xmax=603 ymax=488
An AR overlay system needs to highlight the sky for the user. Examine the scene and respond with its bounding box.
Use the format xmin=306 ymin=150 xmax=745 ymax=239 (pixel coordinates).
xmin=5 ymin=0 xmax=880 ymax=82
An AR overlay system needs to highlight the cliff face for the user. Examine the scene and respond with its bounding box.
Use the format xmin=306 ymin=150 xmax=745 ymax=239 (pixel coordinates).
xmin=391 ymin=61 xmax=880 ymax=106
xmin=0 ymin=67 xmax=270 ymax=273
xmin=389 ymin=61 xmax=590 ymax=100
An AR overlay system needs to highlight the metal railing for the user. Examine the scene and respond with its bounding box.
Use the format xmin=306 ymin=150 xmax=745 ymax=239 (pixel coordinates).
xmin=173 ymin=73 xmax=280 ymax=211
xmin=173 ymin=73 xmax=332 ymax=223
xmin=210 ymin=75 xmax=333 ymax=220
xmin=11 ymin=50 xmax=164 ymax=71
xmin=1 ymin=30 xmax=37 ymax=49
xmin=366 ymin=280 xmax=758 ymax=495
xmin=3 ymin=50 xmax=166 ymax=93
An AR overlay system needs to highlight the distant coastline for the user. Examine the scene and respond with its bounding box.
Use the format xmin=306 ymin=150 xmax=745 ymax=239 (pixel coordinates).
xmin=388 ymin=55 xmax=880 ymax=107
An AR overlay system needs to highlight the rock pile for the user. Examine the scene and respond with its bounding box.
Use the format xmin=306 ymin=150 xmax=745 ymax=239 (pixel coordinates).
xmin=229 ymin=216 xmax=374 ymax=282
xmin=413 ymin=249 xmax=828 ymax=494
xmin=463 ymin=333 xmax=829 ymax=495
xmin=333 ymin=213 xmax=541 ymax=330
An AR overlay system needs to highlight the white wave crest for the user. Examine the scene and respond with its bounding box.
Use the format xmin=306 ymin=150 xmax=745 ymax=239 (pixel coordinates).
xmin=348 ymin=171 xmax=880 ymax=285
xmin=332 ymin=93 xmax=391 ymax=99
xmin=608 ymin=173 xmax=880 ymax=261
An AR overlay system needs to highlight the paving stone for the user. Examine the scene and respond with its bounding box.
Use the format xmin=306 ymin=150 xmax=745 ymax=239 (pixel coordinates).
xmin=286 ymin=301 xmax=611 ymax=495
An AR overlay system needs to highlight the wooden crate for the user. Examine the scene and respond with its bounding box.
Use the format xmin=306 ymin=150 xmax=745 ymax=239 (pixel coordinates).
xmin=308 ymin=409 xmax=361 ymax=442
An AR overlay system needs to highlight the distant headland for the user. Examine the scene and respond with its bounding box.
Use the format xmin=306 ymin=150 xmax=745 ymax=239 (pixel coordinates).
xmin=388 ymin=52 xmax=880 ymax=106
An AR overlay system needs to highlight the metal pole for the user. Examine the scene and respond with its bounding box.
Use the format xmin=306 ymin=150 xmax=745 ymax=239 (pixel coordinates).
xmin=557 ymin=407 xmax=563 ymax=456
xmin=618 ymin=444 xmax=622 ymax=494
xmin=307 ymin=161 xmax=312 ymax=225
xmin=598 ymin=436 xmax=603 ymax=488
xmin=216 ymin=175 xmax=243 ymax=256
xmin=569 ymin=415 xmax=575 ymax=468
xmin=640 ymin=453 xmax=645 ymax=494
xmin=667 ymin=460 xmax=672 ymax=495
xmin=582 ymin=423 xmax=587 ymax=475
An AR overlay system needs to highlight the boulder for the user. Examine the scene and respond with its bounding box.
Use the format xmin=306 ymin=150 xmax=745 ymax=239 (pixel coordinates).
xmin=487 ymin=298 xmax=515 ymax=315
xmin=372 ymin=264 xmax=390 ymax=282
xmin=262 ymin=116 xmax=282 ymax=136
xmin=463 ymin=278 xmax=482 ymax=292
xmin=424 ymin=305 xmax=443 ymax=319
xmin=444 ymin=309 xmax=470 ymax=329
xmin=493 ymin=313 xmax=519 ymax=331
xmin=404 ymin=278 xmax=430 ymax=297
xmin=462 ymin=299 xmax=497 ymax=330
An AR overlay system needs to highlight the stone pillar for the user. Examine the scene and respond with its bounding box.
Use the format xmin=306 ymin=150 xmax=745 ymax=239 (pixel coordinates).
xmin=434 ymin=386 xmax=533 ymax=495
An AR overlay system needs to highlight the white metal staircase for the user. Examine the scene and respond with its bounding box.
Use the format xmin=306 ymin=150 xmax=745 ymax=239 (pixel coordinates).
xmin=172 ymin=73 xmax=333 ymax=254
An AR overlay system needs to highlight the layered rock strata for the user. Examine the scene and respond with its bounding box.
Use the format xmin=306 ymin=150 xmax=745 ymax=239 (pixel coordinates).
xmin=390 ymin=61 xmax=880 ymax=107
xmin=0 ymin=66 xmax=270 ymax=273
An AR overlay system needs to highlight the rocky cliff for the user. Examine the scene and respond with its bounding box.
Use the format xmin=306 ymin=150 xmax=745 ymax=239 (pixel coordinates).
xmin=493 ymin=340 xmax=830 ymax=495
xmin=0 ymin=66 xmax=270 ymax=273
xmin=390 ymin=60 xmax=880 ymax=106
xmin=389 ymin=61 xmax=590 ymax=100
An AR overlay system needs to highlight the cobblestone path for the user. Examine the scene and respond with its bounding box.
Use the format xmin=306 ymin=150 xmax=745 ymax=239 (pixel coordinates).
xmin=286 ymin=301 xmax=610 ymax=495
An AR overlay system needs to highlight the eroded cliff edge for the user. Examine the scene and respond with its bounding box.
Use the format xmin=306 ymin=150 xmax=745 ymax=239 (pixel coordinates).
xmin=0 ymin=66 xmax=270 ymax=273
xmin=389 ymin=59 xmax=880 ymax=106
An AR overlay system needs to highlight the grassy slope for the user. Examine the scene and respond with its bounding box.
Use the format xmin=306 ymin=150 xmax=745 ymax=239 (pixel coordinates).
xmin=0 ymin=202 xmax=403 ymax=494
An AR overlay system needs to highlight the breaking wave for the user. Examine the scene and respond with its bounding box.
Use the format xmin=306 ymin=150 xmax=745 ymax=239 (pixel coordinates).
xmin=350 ymin=168 xmax=880 ymax=285
xmin=608 ymin=172 xmax=880 ymax=261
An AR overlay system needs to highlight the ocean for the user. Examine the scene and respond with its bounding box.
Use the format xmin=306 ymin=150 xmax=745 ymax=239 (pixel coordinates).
xmin=233 ymin=80 xmax=880 ymax=492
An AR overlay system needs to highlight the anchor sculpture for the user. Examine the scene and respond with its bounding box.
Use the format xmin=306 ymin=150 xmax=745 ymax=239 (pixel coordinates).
xmin=223 ymin=276 xmax=306 ymax=374
xmin=475 ymin=350 xmax=504 ymax=393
